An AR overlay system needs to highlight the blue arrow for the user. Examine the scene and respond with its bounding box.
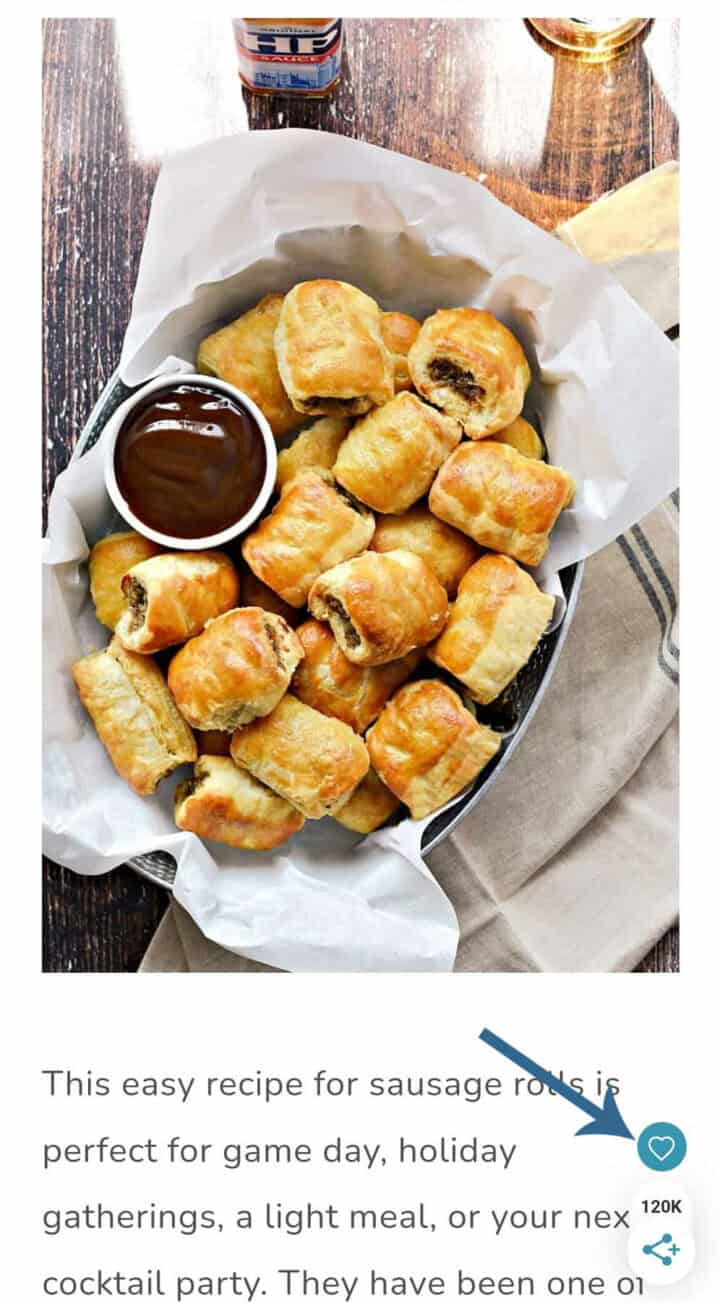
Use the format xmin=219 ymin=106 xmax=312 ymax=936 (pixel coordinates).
xmin=479 ymin=1028 xmax=634 ymax=1140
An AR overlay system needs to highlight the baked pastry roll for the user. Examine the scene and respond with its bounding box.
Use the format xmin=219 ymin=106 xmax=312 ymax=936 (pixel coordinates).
xmin=231 ymin=693 xmax=369 ymax=819
xmin=241 ymin=470 xmax=375 ymax=608
xmin=274 ymin=280 xmax=394 ymax=416
xmin=370 ymin=506 xmax=479 ymax=598
xmin=167 ymin=608 xmax=303 ymax=732
xmin=292 ymin=619 xmax=422 ymax=733
xmin=195 ymin=729 xmax=232 ymax=756
xmin=276 ymin=416 xmax=352 ymax=492
xmin=174 ymin=755 xmax=304 ymax=850
xmin=239 ymin=565 xmax=302 ymax=628
xmin=367 ymin=680 xmax=501 ymax=819
xmin=408 ymin=307 xmax=531 ymax=438
xmin=428 ymin=555 xmax=554 ymax=704
xmin=429 ymin=441 xmax=575 ymax=567
xmin=308 ymin=548 xmax=448 ymax=667
xmin=494 ymin=415 xmax=544 ymax=460
xmin=333 ymin=767 xmax=400 ymax=834
xmin=89 ymin=531 xmax=163 ymax=630
xmin=380 ymin=311 xmax=421 ymax=392
xmin=333 ymin=391 xmax=461 ymax=514
xmin=115 ymin=551 xmax=240 ymax=654
xmin=72 ymin=636 xmax=197 ymax=796
xmin=196 ymin=293 xmax=304 ymax=439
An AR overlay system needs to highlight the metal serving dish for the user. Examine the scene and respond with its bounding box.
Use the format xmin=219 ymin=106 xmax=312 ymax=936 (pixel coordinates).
xmin=75 ymin=371 xmax=583 ymax=888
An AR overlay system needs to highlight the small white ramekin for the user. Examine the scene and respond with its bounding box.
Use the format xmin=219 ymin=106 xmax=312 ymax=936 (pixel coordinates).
xmin=103 ymin=372 xmax=277 ymax=550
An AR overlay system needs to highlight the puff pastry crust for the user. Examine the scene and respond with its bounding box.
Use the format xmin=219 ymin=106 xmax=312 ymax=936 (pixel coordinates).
xmin=380 ymin=311 xmax=421 ymax=392
xmin=72 ymin=636 xmax=197 ymax=796
xmin=429 ymin=440 xmax=575 ymax=567
xmin=428 ymin=554 xmax=555 ymax=703
xmin=308 ymin=549 xmax=449 ymax=667
xmin=292 ymin=618 xmax=422 ymax=733
xmin=115 ymin=551 xmax=240 ymax=653
xmin=494 ymin=415 xmax=544 ymax=460
xmin=333 ymin=391 xmax=461 ymax=514
xmin=274 ymin=280 xmax=394 ymax=416
xmin=196 ymin=293 xmax=304 ymax=439
xmin=89 ymin=531 xmax=163 ymax=631
xmin=408 ymin=308 xmax=531 ymax=438
xmin=241 ymin=470 xmax=375 ymax=608
xmin=174 ymin=755 xmax=304 ymax=850
xmin=167 ymin=607 xmax=303 ymax=732
xmin=239 ymin=565 xmax=302 ymax=628
xmin=231 ymin=693 xmax=369 ymax=819
xmin=370 ymin=505 xmax=479 ymax=597
xmin=366 ymin=679 xmax=502 ymax=819
xmin=333 ymin=767 xmax=400 ymax=834
xmin=276 ymin=416 xmax=352 ymax=492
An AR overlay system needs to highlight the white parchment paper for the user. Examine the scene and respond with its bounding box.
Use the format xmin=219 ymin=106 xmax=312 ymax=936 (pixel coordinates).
xmin=42 ymin=130 xmax=678 ymax=973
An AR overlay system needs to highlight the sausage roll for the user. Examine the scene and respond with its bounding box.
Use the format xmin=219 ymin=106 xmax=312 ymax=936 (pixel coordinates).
xmin=167 ymin=608 xmax=303 ymax=732
xmin=231 ymin=693 xmax=369 ymax=819
xmin=370 ymin=505 xmax=479 ymax=598
xmin=366 ymin=680 xmax=501 ymax=819
xmin=276 ymin=416 xmax=352 ymax=493
xmin=89 ymin=531 xmax=164 ymax=631
xmin=308 ymin=549 xmax=448 ymax=667
xmin=175 ymin=755 xmax=304 ymax=850
xmin=241 ymin=470 xmax=375 ymax=608
xmin=380 ymin=311 xmax=421 ymax=392
xmin=115 ymin=551 xmax=240 ymax=654
xmin=427 ymin=555 xmax=554 ymax=703
xmin=196 ymin=293 xmax=304 ymax=439
xmin=333 ymin=391 xmax=462 ymax=514
xmin=333 ymin=767 xmax=400 ymax=834
xmin=292 ymin=619 xmax=422 ymax=733
xmin=274 ymin=280 xmax=394 ymax=417
xmin=408 ymin=307 xmax=531 ymax=438
xmin=195 ymin=729 xmax=232 ymax=756
xmin=239 ymin=565 xmax=302 ymax=628
xmin=494 ymin=415 xmax=544 ymax=460
xmin=429 ymin=441 xmax=575 ymax=567
xmin=72 ymin=636 xmax=197 ymax=796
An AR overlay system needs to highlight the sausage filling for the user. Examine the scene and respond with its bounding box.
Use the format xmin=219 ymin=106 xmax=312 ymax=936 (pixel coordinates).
xmin=325 ymin=595 xmax=361 ymax=647
xmin=123 ymin=577 xmax=148 ymax=632
xmin=428 ymin=358 xmax=486 ymax=403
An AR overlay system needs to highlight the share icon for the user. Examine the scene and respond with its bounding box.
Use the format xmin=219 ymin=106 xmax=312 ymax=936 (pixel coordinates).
xmin=643 ymin=1233 xmax=681 ymax=1267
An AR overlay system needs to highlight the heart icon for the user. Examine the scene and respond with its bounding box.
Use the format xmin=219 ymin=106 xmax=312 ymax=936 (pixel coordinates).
xmin=648 ymin=1135 xmax=676 ymax=1162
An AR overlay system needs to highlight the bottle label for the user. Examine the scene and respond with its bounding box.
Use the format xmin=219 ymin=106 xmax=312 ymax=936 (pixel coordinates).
xmin=237 ymin=19 xmax=343 ymax=92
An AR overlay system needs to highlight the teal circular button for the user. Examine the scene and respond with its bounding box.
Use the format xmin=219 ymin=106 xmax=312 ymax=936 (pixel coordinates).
xmin=637 ymin=1122 xmax=687 ymax=1172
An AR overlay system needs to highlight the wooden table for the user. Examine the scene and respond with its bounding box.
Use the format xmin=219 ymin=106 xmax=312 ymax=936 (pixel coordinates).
xmin=42 ymin=17 xmax=679 ymax=973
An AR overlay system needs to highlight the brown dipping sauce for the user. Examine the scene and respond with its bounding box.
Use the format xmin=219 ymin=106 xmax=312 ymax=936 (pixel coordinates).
xmin=114 ymin=384 xmax=267 ymax=539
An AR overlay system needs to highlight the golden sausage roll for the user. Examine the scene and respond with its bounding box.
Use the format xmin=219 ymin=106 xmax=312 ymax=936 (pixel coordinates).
xmin=196 ymin=293 xmax=304 ymax=439
xmin=370 ymin=505 xmax=479 ymax=597
xmin=72 ymin=636 xmax=197 ymax=796
xmin=308 ymin=549 xmax=448 ymax=667
xmin=333 ymin=391 xmax=461 ymax=514
xmin=429 ymin=441 xmax=575 ymax=567
xmin=428 ymin=555 xmax=554 ymax=704
xmin=174 ymin=755 xmax=304 ymax=850
xmin=292 ymin=619 xmax=422 ymax=733
xmin=366 ymin=680 xmax=501 ymax=819
xmin=241 ymin=470 xmax=375 ymax=608
xmin=333 ymin=767 xmax=400 ymax=834
xmin=168 ymin=608 xmax=303 ymax=732
xmin=231 ymin=693 xmax=369 ymax=819
xmin=89 ymin=531 xmax=164 ymax=630
xmin=276 ymin=416 xmax=352 ymax=492
xmin=239 ymin=565 xmax=302 ymax=628
xmin=408 ymin=307 xmax=531 ymax=438
xmin=115 ymin=551 xmax=240 ymax=654
xmin=494 ymin=415 xmax=544 ymax=460
xmin=380 ymin=311 xmax=421 ymax=392
xmin=274 ymin=280 xmax=394 ymax=416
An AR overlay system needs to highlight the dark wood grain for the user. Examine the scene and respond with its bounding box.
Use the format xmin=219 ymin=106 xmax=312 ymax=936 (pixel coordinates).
xmin=42 ymin=17 xmax=679 ymax=973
